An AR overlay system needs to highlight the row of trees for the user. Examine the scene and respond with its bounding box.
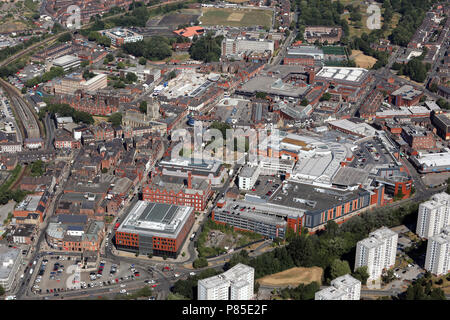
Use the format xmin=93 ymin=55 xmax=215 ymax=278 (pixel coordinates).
xmin=277 ymin=282 xmax=320 ymax=300
xmin=0 ymin=58 xmax=28 ymax=79
xmin=392 ymin=56 xmax=431 ymax=83
xmin=87 ymin=31 xmax=111 ymax=47
xmin=403 ymin=272 xmax=446 ymax=300
xmin=123 ymin=36 xmax=172 ymax=61
xmin=388 ymin=0 xmax=436 ymax=47
xmin=0 ymin=35 xmax=42 ymax=63
xmin=189 ymin=34 xmax=223 ymax=63
xmin=0 ymin=165 xmax=29 ymax=206
xmin=39 ymin=103 xmax=94 ymax=125
xmin=295 ymin=0 xmax=348 ymax=31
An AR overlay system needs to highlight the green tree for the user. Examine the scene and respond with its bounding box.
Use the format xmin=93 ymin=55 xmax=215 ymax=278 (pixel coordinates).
xmin=193 ymin=257 xmax=208 ymax=269
xmin=167 ymin=293 xmax=188 ymax=300
xmin=82 ymin=70 xmax=95 ymax=80
xmin=105 ymin=53 xmax=115 ymax=63
xmin=30 ymin=160 xmax=45 ymax=177
xmin=125 ymin=72 xmax=138 ymax=83
xmin=255 ymin=92 xmax=267 ymax=99
xmin=300 ymin=99 xmax=309 ymax=106
xmin=352 ymin=266 xmax=369 ymax=285
xmin=139 ymin=101 xmax=147 ymax=114
xmin=138 ymin=57 xmax=147 ymax=65
xmin=108 ymin=112 xmax=122 ymax=127
xmin=320 ymin=92 xmax=332 ymax=101
xmin=168 ymin=70 xmax=177 ymax=80
xmin=329 ymin=259 xmax=351 ymax=281
xmin=58 ymin=33 xmax=72 ymax=43
xmin=189 ymin=33 xmax=223 ymax=62
xmin=381 ymin=269 xmax=396 ymax=284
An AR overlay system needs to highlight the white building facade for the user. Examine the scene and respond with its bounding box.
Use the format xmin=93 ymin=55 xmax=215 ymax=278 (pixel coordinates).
xmin=0 ymin=246 xmax=23 ymax=292
xmin=238 ymin=165 xmax=261 ymax=191
xmin=354 ymin=227 xmax=398 ymax=281
xmin=315 ymin=274 xmax=361 ymax=300
xmin=416 ymin=192 xmax=450 ymax=239
xmin=198 ymin=263 xmax=254 ymax=300
xmin=424 ymin=225 xmax=450 ymax=276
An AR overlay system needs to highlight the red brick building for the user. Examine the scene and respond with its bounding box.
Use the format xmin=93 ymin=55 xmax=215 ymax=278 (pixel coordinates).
xmin=401 ymin=125 xmax=436 ymax=150
xmin=115 ymin=201 xmax=195 ymax=258
xmin=142 ymin=172 xmax=212 ymax=211
xmin=389 ymin=85 xmax=424 ymax=107
xmin=283 ymin=54 xmax=315 ymax=66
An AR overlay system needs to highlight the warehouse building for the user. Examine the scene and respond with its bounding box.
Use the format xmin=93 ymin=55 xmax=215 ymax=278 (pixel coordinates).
xmin=410 ymin=151 xmax=450 ymax=173
xmin=51 ymin=55 xmax=81 ymax=72
xmin=115 ymin=201 xmax=194 ymax=258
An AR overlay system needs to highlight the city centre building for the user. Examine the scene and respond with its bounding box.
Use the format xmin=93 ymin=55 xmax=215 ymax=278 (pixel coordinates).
xmin=115 ymin=201 xmax=194 ymax=258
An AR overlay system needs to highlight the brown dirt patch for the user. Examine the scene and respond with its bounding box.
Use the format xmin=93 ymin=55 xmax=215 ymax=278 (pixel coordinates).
xmin=257 ymin=267 xmax=323 ymax=287
xmin=350 ymin=50 xmax=377 ymax=68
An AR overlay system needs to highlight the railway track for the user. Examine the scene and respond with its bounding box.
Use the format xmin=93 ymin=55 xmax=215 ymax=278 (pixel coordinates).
xmin=0 ymin=78 xmax=42 ymax=140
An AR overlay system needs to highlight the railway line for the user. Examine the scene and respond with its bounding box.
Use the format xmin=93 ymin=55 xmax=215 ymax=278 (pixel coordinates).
xmin=0 ymin=78 xmax=42 ymax=140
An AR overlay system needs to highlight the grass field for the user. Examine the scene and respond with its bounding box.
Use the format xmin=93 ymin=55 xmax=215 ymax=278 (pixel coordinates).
xmin=350 ymin=50 xmax=377 ymax=68
xmin=323 ymin=46 xmax=347 ymax=56
xmin=200 ymin=7 xmax=272 ymax=28
xmin=257 ymin=267 xmax=323 ymax=287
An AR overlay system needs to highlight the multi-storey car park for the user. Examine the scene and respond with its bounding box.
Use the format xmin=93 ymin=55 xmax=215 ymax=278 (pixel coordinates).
xmin=114 ymin=201 xmax=194 ymax=258
xmin=213 ymin=180 xmax=384 ymax=237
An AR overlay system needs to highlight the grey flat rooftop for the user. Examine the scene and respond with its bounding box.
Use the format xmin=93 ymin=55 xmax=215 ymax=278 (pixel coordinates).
xmin=52 ymin=55 xmax=80 ymax=65
xmin=332 ymin=167 xmax=369 ymax=186
xmin=240 ymin=165 xmax=259 ymax=178
xmin=138 ymin=203 xmax=178 ymax=224
xmin=118 ymin=201 xmax=193 ymax=239
xmin=15 ymin=195 xmax=41 ymax=212
xmin=269 ymin=181 xmax=368 ymax=213
xmin=218 ymin=197 xmax=302 ymax=221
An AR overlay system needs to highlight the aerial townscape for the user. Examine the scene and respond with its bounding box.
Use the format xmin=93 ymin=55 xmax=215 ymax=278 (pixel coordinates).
xmin=0 ymin=0 xmax=448 ymax=307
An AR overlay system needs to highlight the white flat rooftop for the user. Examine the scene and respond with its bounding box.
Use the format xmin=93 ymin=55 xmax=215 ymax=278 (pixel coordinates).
xmin=414 ymin=152 xmax=450 ymax=167
xmin=316 ymin=67 xmax=368 ymax=83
